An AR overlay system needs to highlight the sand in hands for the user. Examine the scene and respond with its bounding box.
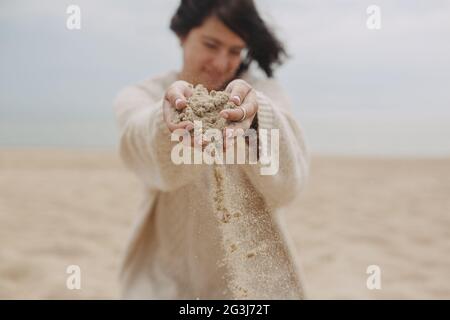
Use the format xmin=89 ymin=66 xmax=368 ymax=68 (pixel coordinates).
xmin=173 ymin=84 xmax=237 ymax=131
xmin=176 ymin=85 xmax=304 ymax=299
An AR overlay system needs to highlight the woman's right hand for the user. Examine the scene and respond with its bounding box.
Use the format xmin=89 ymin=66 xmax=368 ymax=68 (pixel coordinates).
xmin=163 ymin=80 xmax=194 ymax=132
xmin=163 ymin=80 xmax=208 ymax=149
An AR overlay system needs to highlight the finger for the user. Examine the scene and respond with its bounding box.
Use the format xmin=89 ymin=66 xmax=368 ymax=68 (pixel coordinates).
xmin=225 ymin=80 xmax=252 ymax=106
xmin=183 ymin=84 xmax=194 ymax=99
xmin=163 ymin=101 xmax=194 ymax=132
xmin=167 ymin=120 xmax=194 ymax=133
xmin=165 ymin=83 xmax=192 ymax=110
xmin=219 ymin=106 xmax=245 ymax=122
xmin=220 ymin=88 xmax=258 ymax=121
xmin=220 ymin=100 xmax=256 ymax=122
xmin=165 ymin=89 xmax=186 ymax=110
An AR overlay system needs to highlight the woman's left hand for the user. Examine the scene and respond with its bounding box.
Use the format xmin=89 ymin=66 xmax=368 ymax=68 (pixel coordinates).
xmin=219 ymin=79 xmax=258 ymax=149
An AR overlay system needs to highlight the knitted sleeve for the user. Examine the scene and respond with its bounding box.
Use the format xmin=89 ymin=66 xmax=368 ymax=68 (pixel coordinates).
xmin=113 ymin=85 xmax=203 ymax=192
xmin=240 ymin=78 xmax=311 ymax=209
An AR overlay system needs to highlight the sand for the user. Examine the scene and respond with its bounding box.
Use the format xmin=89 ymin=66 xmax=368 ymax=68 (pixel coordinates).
xmin=178 ymin=83 xmax=304 ymax=298
xmin=173 ymin=84 xmax=237 ymax=131
xmin=212 ymin=164 xmax=304 ymax=299
xmin=173 ymin=84 xmax=277 ymax=299
xmin=0 ymin=149 xmax=449 ymax=299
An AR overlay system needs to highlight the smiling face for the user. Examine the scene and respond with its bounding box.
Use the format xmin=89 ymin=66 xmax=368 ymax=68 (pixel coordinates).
xmin=178 ymin=15 xmax=246 ymax=91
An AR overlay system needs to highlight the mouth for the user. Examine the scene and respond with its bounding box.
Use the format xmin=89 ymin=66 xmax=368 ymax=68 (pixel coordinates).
xmin=202 ymin=72 xmax=227 ymax=89
xmin=204 ymin=71 xmax=223 ymax=81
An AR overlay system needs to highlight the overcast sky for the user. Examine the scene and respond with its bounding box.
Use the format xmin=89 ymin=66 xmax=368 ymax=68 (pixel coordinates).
xmin=1 ymin=0 xmax=449 ymax=155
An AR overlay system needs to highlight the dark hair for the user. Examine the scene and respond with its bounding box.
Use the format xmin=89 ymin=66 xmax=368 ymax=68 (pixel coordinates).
xmin=170 ymin=0 xmax=287 ymax=78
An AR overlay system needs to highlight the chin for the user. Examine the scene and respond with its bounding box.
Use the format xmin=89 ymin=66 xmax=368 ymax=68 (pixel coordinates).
xmin=200 ymin=73 xmax=229 ymax=90
xmin=203 ymin=79 xmax=225 ymax=91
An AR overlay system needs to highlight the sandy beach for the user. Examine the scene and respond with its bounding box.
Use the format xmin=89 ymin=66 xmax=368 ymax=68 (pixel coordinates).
xmin=0 ymin=149 xmax=449 ymax=299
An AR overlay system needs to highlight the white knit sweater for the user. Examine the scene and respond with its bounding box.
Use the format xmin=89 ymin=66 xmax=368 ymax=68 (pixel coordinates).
xmin=113 ymin=70 xmax=310 ymax=299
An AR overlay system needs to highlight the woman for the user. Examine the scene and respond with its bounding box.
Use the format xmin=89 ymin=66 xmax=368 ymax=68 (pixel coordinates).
xmin=114 ymin=0 xmax=310 ymax=299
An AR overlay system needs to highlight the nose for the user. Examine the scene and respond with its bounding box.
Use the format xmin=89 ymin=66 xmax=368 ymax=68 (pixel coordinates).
xmin=210 ymin=51 xmax=229 ymax=74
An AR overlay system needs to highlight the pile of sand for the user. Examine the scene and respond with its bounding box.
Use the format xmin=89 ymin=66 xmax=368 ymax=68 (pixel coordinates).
xmin=173 ymin=84 xmax=237 ymax=131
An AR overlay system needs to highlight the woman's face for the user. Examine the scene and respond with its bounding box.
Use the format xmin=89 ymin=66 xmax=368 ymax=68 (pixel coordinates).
xmin=179 ymin=15 xmax=246 ymax=91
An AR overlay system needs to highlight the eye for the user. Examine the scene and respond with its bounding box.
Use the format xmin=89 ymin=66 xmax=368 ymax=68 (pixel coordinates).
xmin=230 ymin=49 xmax=242 ymax=56
xmin=204 ymin=42 xmax=218 ymax=50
